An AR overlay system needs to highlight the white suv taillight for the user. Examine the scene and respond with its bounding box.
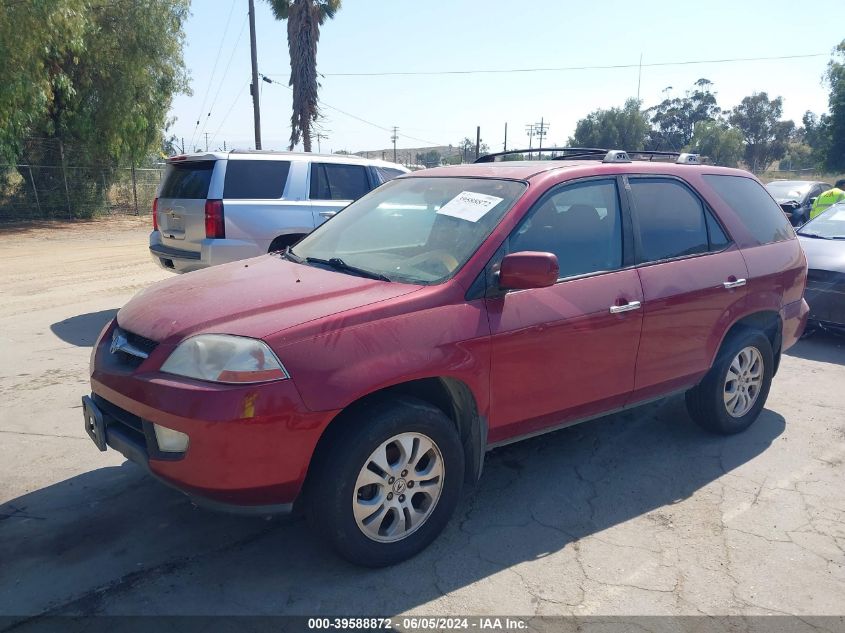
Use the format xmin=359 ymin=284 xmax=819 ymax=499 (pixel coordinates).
xmin=204 ymin=199 xmax=225 ymax=239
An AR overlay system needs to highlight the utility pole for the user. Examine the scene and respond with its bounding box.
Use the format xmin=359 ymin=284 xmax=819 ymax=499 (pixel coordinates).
xmin=636 ymin=52 xmax=643 ymax=103
xmin=525 ymin=124 xmax=534 ymax=154
xmin=533 ymin=118 xmax=550 ymax=154
xmin=503 ymin=122 xmax=508 ymax=151
xmin=475 ymin=126 xmax=481 ymax=160
xmin=391 ymin=126 xmax=399 ymax=163
xmin=314 ymin=131 xmax=328 ymax=153
xmin=248 ymin=0 xmax=262 ymax=150
xmin=204 ymin=132 xmax=210 ymax=152
xmin=180 ymin=137 xmax=185 ymax=154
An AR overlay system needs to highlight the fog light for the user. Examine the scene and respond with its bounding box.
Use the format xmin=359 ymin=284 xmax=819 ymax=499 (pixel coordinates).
xmin=153 ymin=424 xmax=189 ymax=453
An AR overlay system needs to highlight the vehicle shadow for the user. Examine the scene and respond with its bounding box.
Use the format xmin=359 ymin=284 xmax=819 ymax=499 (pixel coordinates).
xmin=50 ymin=309 xmax=118 ymax=347
xmin=0 ymin=396 xmax=785 ymax=618
xmin=784 ymin=329 xmax=845 ymax=365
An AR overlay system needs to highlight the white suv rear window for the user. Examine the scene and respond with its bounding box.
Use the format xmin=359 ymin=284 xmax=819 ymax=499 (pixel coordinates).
xmin=160 ymin=161 xmax=214 ymax=199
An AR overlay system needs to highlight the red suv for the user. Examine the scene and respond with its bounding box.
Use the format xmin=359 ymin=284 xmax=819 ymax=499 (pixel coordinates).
xmin=83 ymin=149 xmax=808 ymax=566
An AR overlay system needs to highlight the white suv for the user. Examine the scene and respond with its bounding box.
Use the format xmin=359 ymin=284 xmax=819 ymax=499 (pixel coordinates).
xmin=150 ymin=150 xmax=409 ymax=273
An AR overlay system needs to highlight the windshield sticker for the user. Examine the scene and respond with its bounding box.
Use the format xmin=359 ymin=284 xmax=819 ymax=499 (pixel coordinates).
xmin=436 ymin=191 xmax=503 ymax=222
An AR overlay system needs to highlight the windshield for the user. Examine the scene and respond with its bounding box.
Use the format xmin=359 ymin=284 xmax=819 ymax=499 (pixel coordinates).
xmin=765 ymin=181 xmax=812 ymax=201
xmin=291 ymin=177 xmax=526 ymax=284
xmin=798 ymin=203 xmax=845 ymax=239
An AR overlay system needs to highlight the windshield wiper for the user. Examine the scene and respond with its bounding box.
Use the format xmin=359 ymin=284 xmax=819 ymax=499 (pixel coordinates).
xmin=305 ymin=256 xmax=391 ymax=282
xmin=798 ymin=232 xmax=833 ymax=239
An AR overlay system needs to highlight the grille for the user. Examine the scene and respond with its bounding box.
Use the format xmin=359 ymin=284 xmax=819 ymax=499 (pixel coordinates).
xmin=111 ymin=326 xmax=159 ymax=368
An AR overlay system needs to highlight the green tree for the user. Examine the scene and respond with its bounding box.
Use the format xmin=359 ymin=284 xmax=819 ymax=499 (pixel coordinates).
xmin=800 ymin=111 xmax=830 ymax=168
xmin=0 ymin=1 xmax=86 ymax=162
xmin=778 ymin=141 xmax=814 ymax=172
xmin=1 ymin=0 xmax=189 ymax=216
xmin=456 ymin=137 xmax=488 ymax=162
xmin=823 ymin=40 xmax=845 ymax=172
xmin=685 ymin=121 xmax=744 ymax=167
xmin=415 ymin=149 xmax=441 ymax=167
xmin=569 ymin=98 xmax=649 ymax=150
xmin=267 ymin=0 xmax=341 ymax=152
xmin=729 ymin=92 xmax=794 ymax=172
xmin=647 ymin=79 xmax=721 ymax=150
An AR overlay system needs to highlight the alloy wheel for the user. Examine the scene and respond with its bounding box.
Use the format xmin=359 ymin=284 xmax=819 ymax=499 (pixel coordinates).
xmin=723 ymin=346 xmax=764 ymax=418
xmin=352 ymin=432 xmax=444 ymax=543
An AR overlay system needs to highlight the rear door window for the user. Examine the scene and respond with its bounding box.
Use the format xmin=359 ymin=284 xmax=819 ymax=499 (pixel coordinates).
xmin=159 ymin=161 xmax=215 ymax=199
xmin=310 ymin=163 xmax=371 ymax=200
xmin=223 ymin=160 xmax=291 ymax=199
xmin=629 ymin=178 xmax=709 ymax=263
xmin=703 ymin=175 xmax=793 ymax=245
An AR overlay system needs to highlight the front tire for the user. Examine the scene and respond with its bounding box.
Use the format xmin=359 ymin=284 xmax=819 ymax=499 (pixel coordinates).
xmin=308 ymin=398 xmax=464 ymax=567
xmin=685 ymin=329 xmax=774 ymax=435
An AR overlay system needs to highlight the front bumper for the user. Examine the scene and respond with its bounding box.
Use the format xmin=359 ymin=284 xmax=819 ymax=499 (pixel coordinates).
xmin=88 ymin=324 xmax=339 ymax=510
xmin=804 ymin=270 xmax=845 ymax=328
xmin=149 ymin=231 xmax=263 ymax=273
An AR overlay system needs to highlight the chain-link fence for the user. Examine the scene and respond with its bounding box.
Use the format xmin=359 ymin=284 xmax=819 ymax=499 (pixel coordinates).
xmin=0 ymin=139 xmax=164 ymax=221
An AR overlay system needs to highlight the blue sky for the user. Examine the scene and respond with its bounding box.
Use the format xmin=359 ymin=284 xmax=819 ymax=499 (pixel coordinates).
xmin=170 ymin=0 xmax=845 ymax=156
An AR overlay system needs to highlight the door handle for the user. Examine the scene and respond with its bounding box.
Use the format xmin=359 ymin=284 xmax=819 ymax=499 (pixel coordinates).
xmin=723 ymin=278 xmax=746 ymax=289
xmin=319 ymin=210 xmax=337 ymax=219
xmin=609 ymin=301 xmax=641 ymax=314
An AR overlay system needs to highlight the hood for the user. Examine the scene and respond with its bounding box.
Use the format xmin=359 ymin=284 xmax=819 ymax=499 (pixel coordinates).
xmin=798 ymin=236 xmax=845 ymax=273
xmin=117 ymin=254 xmax=421 ymax=342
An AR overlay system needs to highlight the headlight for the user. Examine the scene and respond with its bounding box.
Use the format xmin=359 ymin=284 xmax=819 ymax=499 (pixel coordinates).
xmin=160 ymin=334 xmax=289 ymax=384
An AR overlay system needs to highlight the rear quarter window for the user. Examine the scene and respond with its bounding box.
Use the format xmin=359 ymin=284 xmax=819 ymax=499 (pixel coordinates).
xmin=223 ymin=160 xmax=291 ymax=199
xmin=159 ymin=161 xmax=215 ymax=199
xmin=703 ymin=175 xmax=794 ymax=245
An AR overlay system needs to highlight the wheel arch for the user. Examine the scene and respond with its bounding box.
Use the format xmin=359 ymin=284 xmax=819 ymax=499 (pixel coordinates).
xmin=268 ymin=232 xmax=307 ymax=252
xmin=712 ymin=310 xmax=783 ymax=374
xmin=301 ymin=377 xmax=486 ymax=504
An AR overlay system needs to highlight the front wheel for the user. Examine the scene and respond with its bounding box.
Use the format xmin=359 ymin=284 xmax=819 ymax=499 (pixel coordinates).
xmin=308 ymin=398 xmax=464 ymax=567
xmin=685 ymin=329 xmax=774 ymax=435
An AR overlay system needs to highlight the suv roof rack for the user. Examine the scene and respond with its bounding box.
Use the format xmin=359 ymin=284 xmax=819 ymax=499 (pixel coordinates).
xmin=474 ymin=147 xmax=608 ymax=163
xmin=474 ymin=147 xmax=702 ymax=165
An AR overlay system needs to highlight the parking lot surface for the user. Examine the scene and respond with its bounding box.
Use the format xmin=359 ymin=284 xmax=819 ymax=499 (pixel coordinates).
xmin=1 ymin=218 xmax=844 ymax=621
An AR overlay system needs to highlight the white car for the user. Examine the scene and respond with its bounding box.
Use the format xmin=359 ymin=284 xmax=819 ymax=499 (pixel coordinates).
xmin=150 ymin=150 xmax=409 ymax=273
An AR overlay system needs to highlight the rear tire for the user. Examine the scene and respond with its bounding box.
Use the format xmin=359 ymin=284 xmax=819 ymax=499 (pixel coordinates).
xmin=685 ymin=329 xmax=773 ymax=435
xmin=308 ymin=397 xmax=464 ymax=567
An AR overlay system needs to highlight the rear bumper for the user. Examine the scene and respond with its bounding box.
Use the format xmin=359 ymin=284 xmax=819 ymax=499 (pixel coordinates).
xmin=149 ymin=231 xmax=263 ymax=273
xmin=780 ymin=298 xmax=810 ymax=351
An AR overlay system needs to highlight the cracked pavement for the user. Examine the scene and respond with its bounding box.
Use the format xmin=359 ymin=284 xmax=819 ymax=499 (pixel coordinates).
xmin=1 ymin=218 xmax=844 ymax=622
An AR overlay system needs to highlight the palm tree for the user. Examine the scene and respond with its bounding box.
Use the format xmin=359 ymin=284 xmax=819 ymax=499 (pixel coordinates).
xmin=267 ymin=0 xmax=341 ymax=152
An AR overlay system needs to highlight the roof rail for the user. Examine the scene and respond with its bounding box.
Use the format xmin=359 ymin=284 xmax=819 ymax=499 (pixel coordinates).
xmin=474 ymin=147 xmax=703 ymax=165
xmin=474 ymin=147 xmax=608 ymax=163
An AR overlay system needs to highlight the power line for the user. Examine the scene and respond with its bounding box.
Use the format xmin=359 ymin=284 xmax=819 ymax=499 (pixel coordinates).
xmin=262 ymin=52 xmax=828 ymax=78
xmin=208 ymin=82 xmax=249 ymax=149
xmin=195 ymin=12 xmax=249 ymax=149
xmin=188 ymin=0 xmax=237 ymax=150
xmin=258 ymin=73 xmax=445 ymax=147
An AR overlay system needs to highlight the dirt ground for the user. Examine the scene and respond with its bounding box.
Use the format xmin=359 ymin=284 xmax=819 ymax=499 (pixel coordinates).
xmin=1 ymin=217 xmax=844 ymax=623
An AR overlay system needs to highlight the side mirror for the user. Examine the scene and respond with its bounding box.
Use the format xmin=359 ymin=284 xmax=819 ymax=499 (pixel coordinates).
xmin=498 ymin=251 xmax=559 ymax=290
